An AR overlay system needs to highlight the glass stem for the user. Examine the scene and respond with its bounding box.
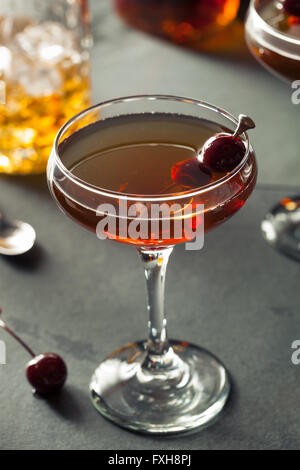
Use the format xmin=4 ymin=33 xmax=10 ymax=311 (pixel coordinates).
xmin=138 ymin=246 xmax=174 ymax=368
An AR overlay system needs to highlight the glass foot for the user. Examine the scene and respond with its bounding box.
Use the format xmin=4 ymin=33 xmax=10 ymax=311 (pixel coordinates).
xmin=89 ymin=340 xmax=230 ymax=435
xmin=261 ymin=195 xmax=300 ymax=260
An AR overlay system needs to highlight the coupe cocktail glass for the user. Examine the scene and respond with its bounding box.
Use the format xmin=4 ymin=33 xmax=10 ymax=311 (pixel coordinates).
xmin=47 ymin=95 xmax=257 ymax=435
xmin=245 ymin=0 xmax=300 ymax=82
xmin=246 ymin=0 xmax=300 ymax=258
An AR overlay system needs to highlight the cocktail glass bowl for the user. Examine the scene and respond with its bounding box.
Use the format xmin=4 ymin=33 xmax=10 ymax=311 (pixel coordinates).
xmin=245 ymin=0 xmax=300 ymax=82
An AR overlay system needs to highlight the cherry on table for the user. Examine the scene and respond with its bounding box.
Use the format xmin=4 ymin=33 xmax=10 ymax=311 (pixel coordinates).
xmin=26 ymin=353 xmax=67 ymax=395
xmin=0 ymin=307 xmax=67 ymax=396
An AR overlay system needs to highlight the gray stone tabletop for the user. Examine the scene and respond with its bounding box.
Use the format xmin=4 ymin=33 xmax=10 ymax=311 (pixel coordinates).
xmin=0 ymin=0 xmax=299 ymax=450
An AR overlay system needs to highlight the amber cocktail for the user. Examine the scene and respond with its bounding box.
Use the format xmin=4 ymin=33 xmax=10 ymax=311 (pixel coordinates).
xmin=47 ymin=95 xmax=257 ymax=435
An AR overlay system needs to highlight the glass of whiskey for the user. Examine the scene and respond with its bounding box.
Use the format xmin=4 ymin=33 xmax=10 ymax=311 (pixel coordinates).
xmin=0 ymin=0 xmax=92 ymax=174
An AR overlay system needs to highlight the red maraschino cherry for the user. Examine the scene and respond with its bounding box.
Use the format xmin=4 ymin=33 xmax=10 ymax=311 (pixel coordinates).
xmin=171 ymin=114 xmax=255 ymax=189
xmin=0 ymin=307 xmax=67 ymax=395
xmin=281 ymin=0 xmax=300 ymax=17
xmin=199 ymin=134 xmax=246 ymax=173
xmin=171 ymin=158 xmax=212 ymax=188
xmin=26 ymin=353 xmax=67 ymax=395
xmin=199 ymin=114 xmax=255 ymax=173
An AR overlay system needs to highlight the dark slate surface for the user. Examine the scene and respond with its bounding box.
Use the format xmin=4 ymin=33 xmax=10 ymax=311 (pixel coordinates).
xmin=0 ymin=180 xmax=300 ymax=450
xmin=0 ymin=0 xmax=299 ymax=451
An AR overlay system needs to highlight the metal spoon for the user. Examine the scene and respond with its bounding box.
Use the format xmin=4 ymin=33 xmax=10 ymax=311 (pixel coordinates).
xmin=0 ymin=212 xmax=36 ymax=256
xmin=261 ymin=196 xmax=300 ymax=261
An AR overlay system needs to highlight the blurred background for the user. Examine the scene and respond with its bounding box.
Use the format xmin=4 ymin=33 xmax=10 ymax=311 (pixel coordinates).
xmin=0 ymin=0 xmax=298 ymax=185
xmin=88 ymin=0 xmax=298 ymax=186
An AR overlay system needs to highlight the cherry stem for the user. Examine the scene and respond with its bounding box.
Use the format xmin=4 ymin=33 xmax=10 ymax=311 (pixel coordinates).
xmin=0 ymin=308 xmax=35 ymax=358
xmin=232 ymin=114 xmax=256 ymax=139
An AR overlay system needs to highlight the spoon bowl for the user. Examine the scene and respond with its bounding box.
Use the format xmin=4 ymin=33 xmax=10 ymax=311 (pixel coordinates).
xmin=0 ymin=218 xmax=36 ymax=256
